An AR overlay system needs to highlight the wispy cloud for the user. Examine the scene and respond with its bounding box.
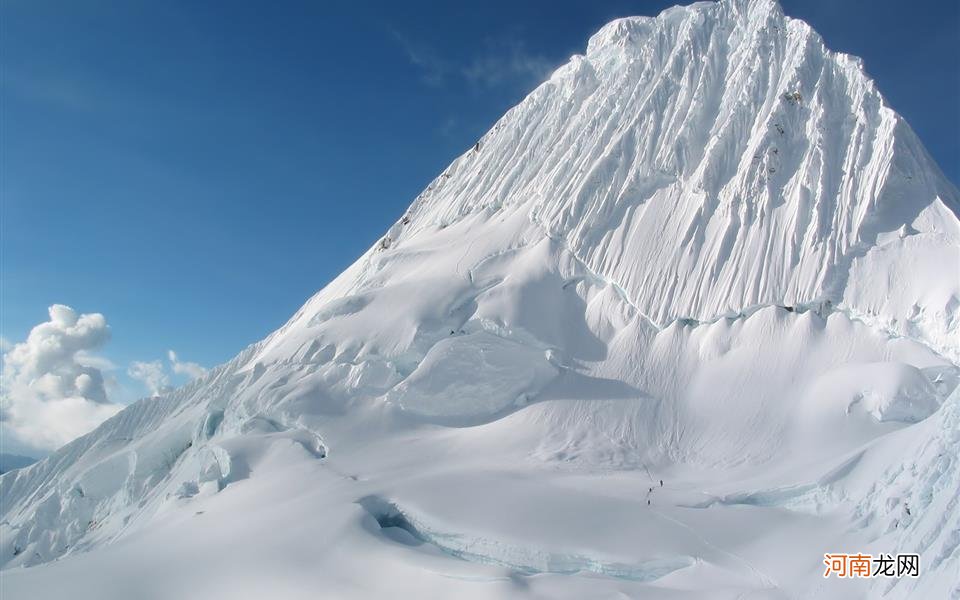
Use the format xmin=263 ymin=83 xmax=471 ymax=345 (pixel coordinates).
xmin=462 ymin=39 xmax=556 ymax=89
xmin=390 ymin=29 xmax=557 ymax=92
xmin=437 ymin=116 xmax=459 ymax=138
xmin=390 ymin=29 xmax=450 ymax=87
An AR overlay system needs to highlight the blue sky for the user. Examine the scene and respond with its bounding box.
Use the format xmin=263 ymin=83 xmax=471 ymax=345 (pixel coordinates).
xmin=3 ymin=0 xmax=958 ymax=405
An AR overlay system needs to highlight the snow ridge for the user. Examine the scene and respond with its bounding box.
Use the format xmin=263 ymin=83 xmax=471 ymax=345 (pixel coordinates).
xmin=381 ymin=0 xmax=958 ymax=359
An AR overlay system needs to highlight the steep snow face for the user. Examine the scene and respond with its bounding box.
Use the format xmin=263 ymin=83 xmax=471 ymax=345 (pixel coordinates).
xmin=380 ymin=0 xmax=957 ymax=359
xmin=3 ymin=1 xmax=959 ymax=598
xmin=856 ymin=386 xmax=960 ymax=600
xmin=252 ymin=0 xmax=959 ymax=369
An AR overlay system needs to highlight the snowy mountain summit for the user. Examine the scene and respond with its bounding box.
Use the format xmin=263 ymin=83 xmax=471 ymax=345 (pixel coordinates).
xmin=3 ymin=1 xmax=958 ymax=598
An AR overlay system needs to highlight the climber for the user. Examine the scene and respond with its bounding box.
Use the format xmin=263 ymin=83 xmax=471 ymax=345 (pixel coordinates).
xmin=660 ymin=480 xmax=663 ymax=487
xmin=474 ymin=141 xmax=481 ymax=152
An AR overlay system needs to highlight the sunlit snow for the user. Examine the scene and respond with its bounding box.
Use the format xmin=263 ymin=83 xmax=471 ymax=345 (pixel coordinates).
xmin=2 ymin=0 xmax=958 ymax=598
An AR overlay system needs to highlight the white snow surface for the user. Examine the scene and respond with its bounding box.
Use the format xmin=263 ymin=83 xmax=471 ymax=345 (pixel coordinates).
xmin=3 ymin=0 xmax=958 ymax=598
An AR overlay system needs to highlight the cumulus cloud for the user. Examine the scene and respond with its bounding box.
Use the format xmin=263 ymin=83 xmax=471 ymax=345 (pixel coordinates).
xmin=1 ymin=305 xmax=124 ymax=451
xmin=127 ymin=350 xmax=206 ymax=397
xmin=75 ymin=350 xmax=117 ymax=371
xmin=168 ymin=350 xmax=207 ymax=380
xmin=127 ymin=360 xmax=171 ymax=396
xmin=1 ymin=306 xmax=209 ymax=452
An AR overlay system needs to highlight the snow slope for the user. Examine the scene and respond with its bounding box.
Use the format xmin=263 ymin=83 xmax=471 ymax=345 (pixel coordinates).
xmin=2 ymin=0 xmax=958 ymax=598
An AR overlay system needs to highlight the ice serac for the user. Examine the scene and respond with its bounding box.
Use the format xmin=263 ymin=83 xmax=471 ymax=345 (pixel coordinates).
xmin=2 ymin=1 xmax=958 ymax=598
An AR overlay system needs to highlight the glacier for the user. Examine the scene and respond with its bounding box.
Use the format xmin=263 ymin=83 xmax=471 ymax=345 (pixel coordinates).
xmin=2 ymin=0 xmax=958 ymax=598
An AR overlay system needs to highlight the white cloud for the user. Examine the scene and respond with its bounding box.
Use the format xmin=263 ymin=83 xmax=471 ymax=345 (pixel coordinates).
xmin=127 ymin=350 xmax=206 ymax=397
xmin=1 ymin=306 xmax=209 ymax=452
xmin=1 ymin=305 xmax=124 ymax=451
xmin=462 ymin=40 xmax=555 ymax=89
xmin=127 ymin=360 xmax=171 ymax=396
xmin=168 ymin=350 xmax=207 ymax=380
xmin=390 ymin=29 xmax=450 ymax=87
xmin=76 ymin=350 xmax=117 ymax=371
xmin=390 ymin=29 xmax=556 ymax=91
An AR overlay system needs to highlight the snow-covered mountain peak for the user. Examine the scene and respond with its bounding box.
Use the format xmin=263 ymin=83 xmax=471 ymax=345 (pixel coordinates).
xmin=584 ymin=16 xmax=655 ymax=56
xmin=301 ymin=0 xmax=958 ymax=362
xmin=585 ymin=0 xmax=782 ymax=56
